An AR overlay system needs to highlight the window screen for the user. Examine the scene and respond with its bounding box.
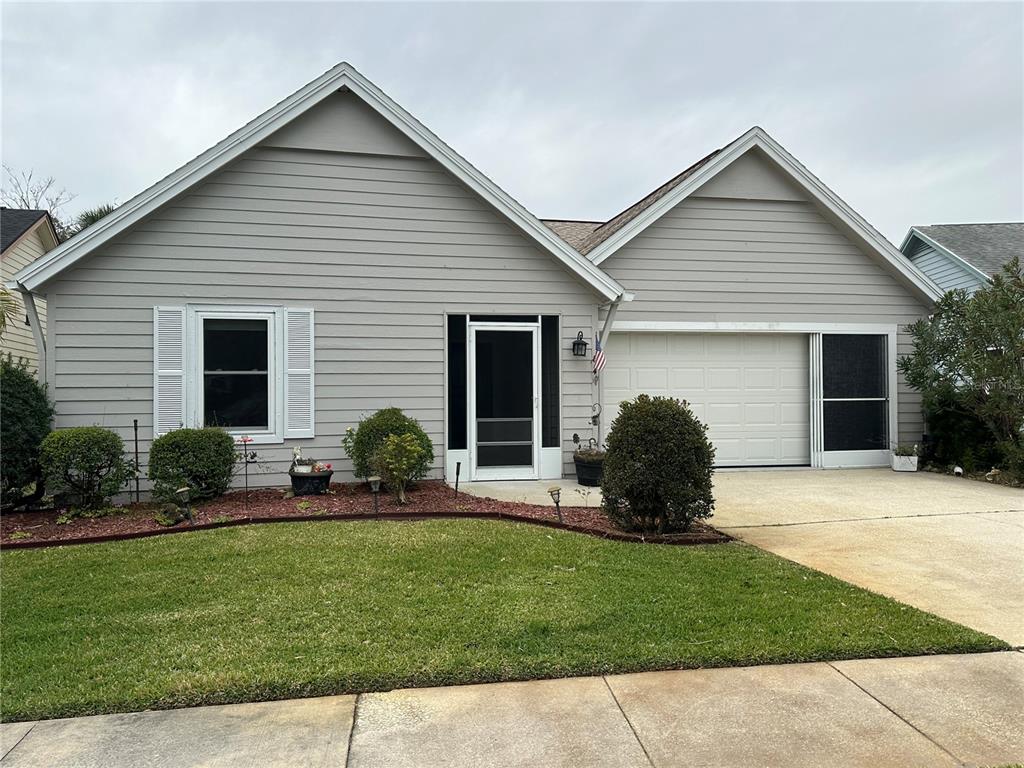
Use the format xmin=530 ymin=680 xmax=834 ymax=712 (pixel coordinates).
xmin=822 ymin=334 xmax=888 ymax=452
xmin=447 ymin=315 xmax=467 ymax=450
xmin=541 ymin=316 xmax=560 ymax=448
xmin=823 ymin=335 xmax=887 ymax=399
xmin=203 ymin=318 xmax=269 ymax=430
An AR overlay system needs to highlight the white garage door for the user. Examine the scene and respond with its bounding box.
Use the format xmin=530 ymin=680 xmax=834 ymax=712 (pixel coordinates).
xmin=602 ymin=333 xmax=810 ymax=466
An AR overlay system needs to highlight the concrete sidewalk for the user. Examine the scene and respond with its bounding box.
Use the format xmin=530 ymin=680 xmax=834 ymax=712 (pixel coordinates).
xmin=3 ymin=651 xmax=1021 ymax=767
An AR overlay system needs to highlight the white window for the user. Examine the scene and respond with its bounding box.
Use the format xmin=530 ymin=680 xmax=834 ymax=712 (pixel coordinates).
xmin=153 ymin=305 xmax=314 ymax=443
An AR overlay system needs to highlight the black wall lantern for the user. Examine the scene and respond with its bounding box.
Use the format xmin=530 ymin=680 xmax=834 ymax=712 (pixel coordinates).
xmin=572 ymin=331 xmax=589 ymax=357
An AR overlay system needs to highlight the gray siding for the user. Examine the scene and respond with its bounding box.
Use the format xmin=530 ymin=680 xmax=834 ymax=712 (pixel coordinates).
xmin=906 ymin=239 xmax=986 ymax=294
xmin=600 ymin=149 xmax=930 ymax=443
xmin=44 ymin=105 xmax=602 ymax=488
xmin=1 ymin=228 xmax=48 ymax=370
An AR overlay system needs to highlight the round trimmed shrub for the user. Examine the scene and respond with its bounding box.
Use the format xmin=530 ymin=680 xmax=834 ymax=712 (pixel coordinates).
xmin=40 ymin=426 xmax=130 ymax=511
xmin=0 ymin=355 xmax=54 ymax=506
xmin=343 ymin=407 xmax=433 ymax=480
xmin=148 ymin=427 xmax=236 ymax=502
xmin=601 ymin=394 xmax=715 ymax=534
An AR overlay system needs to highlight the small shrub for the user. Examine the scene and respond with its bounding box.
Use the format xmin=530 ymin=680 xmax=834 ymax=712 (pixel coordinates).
xmin=154 ymin=504 xmax=186 ymax=527
xmin=148 ymin=428 xmax=236 ymax=502
xmin=601 ymin=394 xmax=715 ymax=534
xmin=0 ymin=355 xmax=54 ymax=506
xmin=342 ymin=407 xmax=433 ymax=480
xmin=371 ymin=433 xmax=425 ymax=504
xmin=40 ymin=427 xmax=130 ymax=512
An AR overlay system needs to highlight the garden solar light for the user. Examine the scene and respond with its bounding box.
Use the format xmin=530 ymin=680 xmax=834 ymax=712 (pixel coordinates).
xmin=547 ymin=486 xmax=562 ymax=524
xmin=368 ymin=475 xmax=382 ymax=514
xmin=175 ymin=486 xmax=194 ymax=525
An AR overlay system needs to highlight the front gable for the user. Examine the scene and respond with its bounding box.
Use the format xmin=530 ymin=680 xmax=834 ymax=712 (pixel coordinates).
xmin=598 ymin=144 xmax=931 ymax=325
xmin=690 ymin=148 xmax=805 ymax=202
xmin=13 ymin=63 xmax=622 ymax=301
xmin=262 ymin=90 xmax=427 ymax=159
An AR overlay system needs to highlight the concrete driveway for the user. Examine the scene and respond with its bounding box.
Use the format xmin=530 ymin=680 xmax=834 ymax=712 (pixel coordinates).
xmin=713 ymin=469 xmax=1024 ymax=645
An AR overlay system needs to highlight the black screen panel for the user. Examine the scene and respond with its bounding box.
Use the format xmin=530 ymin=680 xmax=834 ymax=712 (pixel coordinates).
xmin=447 ymin=315 xmax=467 ymax=450
xmin=823 ymin=334 xmax=887 ymax=399
xmin=541 ymin=316 xmax=559 ymax=448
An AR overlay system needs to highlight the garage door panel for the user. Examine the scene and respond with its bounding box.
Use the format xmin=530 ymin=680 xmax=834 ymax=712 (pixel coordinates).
xmin=708 ymin=367 xmax=742 ymax=390
xmin=634 ymin=367 xmax=668 ymax=390
xmin=669 ymin=334 xmax=705 ymax=356
xmin=780 ymin=367 xmax=806 ymax=389
xmin=781 ymin=402 xmax=807 ymax=425
xmin=745 ymin=402 xmax=778 ymax=426
xmin=708 ymin=402 xmax=743 ymax=427
xmin=744 ymin=367 xmax=778 ymax=389
xmin=671 ymin=368 xmax=705 ymax=389
xmin=745 ymin=438 xmax=780 ymax=461
xmin=713 ymin=438 xmax=744 ymax=464
xmin=604 ymin=332 xmax=810 ymax=467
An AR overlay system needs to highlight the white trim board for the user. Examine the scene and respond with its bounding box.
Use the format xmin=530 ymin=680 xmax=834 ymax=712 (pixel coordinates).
xmin=10 ymin=63 xmax=625 ymax=302
xmin=586 ymin=127 xmax=943 ymax=305
xmin=611 ymin=321 xmax=899 ymax=334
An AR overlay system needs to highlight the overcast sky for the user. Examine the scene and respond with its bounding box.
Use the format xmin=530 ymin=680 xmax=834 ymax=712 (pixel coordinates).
xmin=2 ymin=2 xmax=1022 ymax=243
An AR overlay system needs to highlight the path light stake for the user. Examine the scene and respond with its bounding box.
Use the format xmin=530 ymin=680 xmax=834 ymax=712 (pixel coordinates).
xmin=236 ymin=436 xmax=257 ymax=511
xmin=368 ymin=475 xmax=381 ymax=516
xmin=454 ymin=461 xmax=461 ymax=496
xmin=133 ymin=419 xmax=140 ymax=503
xmin=548 ymin=486 xmax=562 ymax=524
xmin=175 ymin=486 xmax=193 ymax=525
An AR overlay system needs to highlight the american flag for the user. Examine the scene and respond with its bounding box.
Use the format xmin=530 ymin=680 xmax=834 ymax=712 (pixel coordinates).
xmin=593 ymin=334 xmax=606 ymax=374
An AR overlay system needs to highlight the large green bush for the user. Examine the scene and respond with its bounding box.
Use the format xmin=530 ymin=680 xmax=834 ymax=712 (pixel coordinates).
xmin=342 ymin=407 xmax=433 ymax=480
xmin=40 ymin=426 xmax=130 ymax=511
xmin=148 ymin=428 xmax=236 ymax=502
xmin=899 ymin=257 xmax=1024 ymax=478
xmin=601 ymin=394 xmax=715 ymax=534
xmin=0 ymin=355 xmax=54 ymax=506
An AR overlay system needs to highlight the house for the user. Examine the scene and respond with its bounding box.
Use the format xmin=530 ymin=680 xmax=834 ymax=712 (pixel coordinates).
xmin=899 ymin=223 xmax=1023 ymax=294
xmin=1 ymin=208 xmax=59 ymax=372
xmin=7 ymin=62 xmax=942 ymax=489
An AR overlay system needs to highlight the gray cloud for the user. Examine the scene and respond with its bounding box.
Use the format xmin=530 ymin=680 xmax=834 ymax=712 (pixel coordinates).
xmin=2 ymin=1 xmax=1021 ymax=242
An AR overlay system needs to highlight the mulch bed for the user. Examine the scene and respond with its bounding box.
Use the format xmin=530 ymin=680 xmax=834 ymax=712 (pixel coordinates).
xmin=0 ymin=481 xmax=728 ymax=548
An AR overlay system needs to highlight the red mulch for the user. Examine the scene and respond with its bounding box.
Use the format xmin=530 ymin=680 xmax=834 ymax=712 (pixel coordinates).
xmin=0 ymin=481 xmax=729 ymax=548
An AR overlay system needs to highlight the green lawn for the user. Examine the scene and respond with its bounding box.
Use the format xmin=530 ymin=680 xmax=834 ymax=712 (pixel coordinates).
xmin=0 ymin=519 xmax=1006 ymax=721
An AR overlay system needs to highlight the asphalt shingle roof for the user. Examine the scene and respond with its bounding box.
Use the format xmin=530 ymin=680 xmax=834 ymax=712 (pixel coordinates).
xmin=541 ymin=143 xmax=727 ymax=255
xmin=914 ymin=223 xmax=1024 ymax=278
xmin=540 ymin=219 xmax=603 ymax=250
xmin=1 ymin=208 xmax=48 ymax=253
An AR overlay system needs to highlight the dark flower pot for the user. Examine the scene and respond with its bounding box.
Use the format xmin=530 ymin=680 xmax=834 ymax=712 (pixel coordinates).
xmin=573 ymin=454 xmax=604 ymax=487
xmin=289 ymin=470 xmax=333 ymax=496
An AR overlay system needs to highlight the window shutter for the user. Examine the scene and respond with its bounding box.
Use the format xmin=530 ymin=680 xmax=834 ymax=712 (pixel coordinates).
xmin=153 ymin=307 xmax=186 ymax=436
xmin=285 ymin=308 xmax=315 ymax=438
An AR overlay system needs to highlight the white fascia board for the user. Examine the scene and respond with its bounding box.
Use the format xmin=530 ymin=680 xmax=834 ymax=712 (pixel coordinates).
xmin=588 ymin=127 xmax=944 ymax=305
xmin=903 ymin=227 xmax=992 ymax=284
xmin=15 ymin=63 xmax=624 ymax=302
xmin=611 ymin=320 xmax=899 ymax=334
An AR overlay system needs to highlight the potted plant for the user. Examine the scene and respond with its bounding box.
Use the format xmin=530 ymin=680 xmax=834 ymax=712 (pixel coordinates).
xmin=573 ymin=434 xmax=605 ymax=487
xmin=891 ymin=444 xmax=919 ymax=472
xmin=289 ymin=447 xmax=334 ymax=495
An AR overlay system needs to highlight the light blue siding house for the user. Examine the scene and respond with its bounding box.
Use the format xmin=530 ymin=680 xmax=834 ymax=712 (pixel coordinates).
xmin=900 ymin=223 xmax=1023 ymax=294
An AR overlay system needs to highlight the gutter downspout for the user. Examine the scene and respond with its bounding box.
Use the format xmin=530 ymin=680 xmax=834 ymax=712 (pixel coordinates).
xmin=17 ymin=287 xmax=46 ymax=383
xmin=594 ymin=291 xmax=632 ymax=440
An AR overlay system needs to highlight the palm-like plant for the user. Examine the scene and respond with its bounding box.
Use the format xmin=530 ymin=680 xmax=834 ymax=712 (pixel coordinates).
xmin=0 ymin=288 xmax=19 ymax=340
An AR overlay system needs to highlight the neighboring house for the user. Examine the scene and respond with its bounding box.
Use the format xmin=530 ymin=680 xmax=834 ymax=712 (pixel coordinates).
xmin=1 ymin=208 xmax=58 ymax=371
xmin=900 ymin=223 xmax=1023 ymax=294
xmin=8 ymin=62 xmax=942 ymax=490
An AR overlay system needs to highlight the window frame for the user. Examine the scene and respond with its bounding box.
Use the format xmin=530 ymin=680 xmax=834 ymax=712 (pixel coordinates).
xmin=187 ymin=305 xmax=285 ymax=444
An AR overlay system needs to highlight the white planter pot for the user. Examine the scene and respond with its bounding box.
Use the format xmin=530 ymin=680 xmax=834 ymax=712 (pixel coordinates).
xmin=891 ymin=455 xmax=919 ymax=472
